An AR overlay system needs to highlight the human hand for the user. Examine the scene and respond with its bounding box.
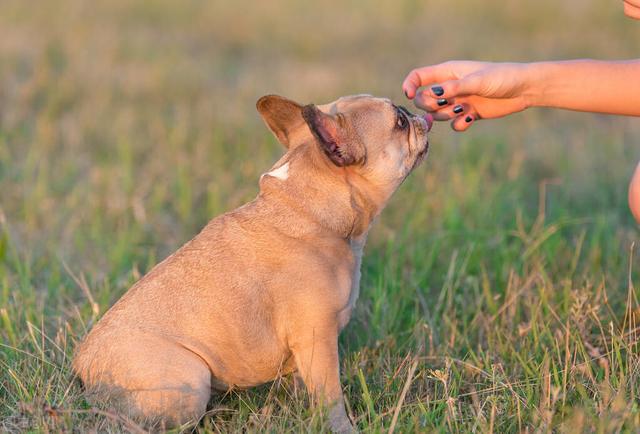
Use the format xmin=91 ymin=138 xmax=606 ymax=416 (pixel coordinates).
xmin=402 ymin=61 xmax=535 ymax=131
xmin=629 ymin=161 xmax=640 ymax=223
xmin=624 ymin=0 xmax=640 ymax=19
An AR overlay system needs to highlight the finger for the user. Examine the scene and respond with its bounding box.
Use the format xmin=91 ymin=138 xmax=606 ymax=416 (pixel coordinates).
xmin=414 ymin=89 xmax=452 ymax=112
xmin=402 ymin=64 xmax=458 ymax=99
xmin=432 ymin=110 xmax=454 ymax=121
xmin=450 ymin=113 xmax=476 ymax=132
xmin=624 ymin=1 xmax=640 ymax=19
xmin=629 ymin=161 xmax=640 ymax=223
xmin=402 ymin=69 xmax=423 ymax=99
xmin=429 ymin=74 xmax=485 ymax=99
xmin=432 ymin=102 xmax=468 ymax=121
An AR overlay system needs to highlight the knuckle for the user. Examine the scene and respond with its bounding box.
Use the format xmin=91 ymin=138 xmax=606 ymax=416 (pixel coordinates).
xmin=443 ymin=60 xmax=462 ymax=74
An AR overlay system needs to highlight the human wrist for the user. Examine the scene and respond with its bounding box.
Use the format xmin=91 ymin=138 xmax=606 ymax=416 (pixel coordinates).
xmin=520 ymin=61 xmax=551 ymax=109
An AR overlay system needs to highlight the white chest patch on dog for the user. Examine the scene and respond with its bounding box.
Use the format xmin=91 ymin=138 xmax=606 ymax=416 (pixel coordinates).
xmin=265 ymin=162 xmax=289 ymax=180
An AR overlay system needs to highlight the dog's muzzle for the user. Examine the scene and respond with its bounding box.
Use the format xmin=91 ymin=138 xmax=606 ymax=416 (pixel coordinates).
xmin=423 ymin=113 xmax=434 ymax=132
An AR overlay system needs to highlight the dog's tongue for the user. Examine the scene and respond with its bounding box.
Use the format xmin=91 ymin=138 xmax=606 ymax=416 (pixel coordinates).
xmin=424 ymin=113 xmax=434 ymax=132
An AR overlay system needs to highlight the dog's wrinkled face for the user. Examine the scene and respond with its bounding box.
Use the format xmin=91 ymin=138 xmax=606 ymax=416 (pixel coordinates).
xmin=257 ymin=94 xmax=432 ymax=192
xmin=313 ymin=95 xmax=431 ymax=185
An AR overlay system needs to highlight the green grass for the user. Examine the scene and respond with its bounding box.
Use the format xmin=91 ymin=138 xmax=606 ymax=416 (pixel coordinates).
xmin=2 ymin=0 xmax=640 ymax=432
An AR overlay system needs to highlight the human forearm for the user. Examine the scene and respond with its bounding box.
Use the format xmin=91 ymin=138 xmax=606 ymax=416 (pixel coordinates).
xmin=403 ymin=59 xmax=640 ymax=132
xmin=525 ymin=59 xmax=640 ymax=116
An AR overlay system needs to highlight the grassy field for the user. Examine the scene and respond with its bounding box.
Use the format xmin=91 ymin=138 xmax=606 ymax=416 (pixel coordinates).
xmin=2 ymin=0 xmax=640 ymax=432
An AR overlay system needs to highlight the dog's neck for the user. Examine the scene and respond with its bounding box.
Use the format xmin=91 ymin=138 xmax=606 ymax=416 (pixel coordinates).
xmin=258 ymin=141 xmax=386 ymax=240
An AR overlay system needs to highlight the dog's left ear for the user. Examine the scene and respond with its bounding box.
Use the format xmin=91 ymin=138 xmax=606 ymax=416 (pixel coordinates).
xmin=301 ymin=104 xmax=364 ymax=167
xmin=257 ymin=95 xmax=306 ymax=149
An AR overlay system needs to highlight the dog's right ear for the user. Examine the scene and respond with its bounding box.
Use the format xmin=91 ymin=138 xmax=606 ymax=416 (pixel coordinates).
xmin=256 ymin=95 xmax=306 ymax=149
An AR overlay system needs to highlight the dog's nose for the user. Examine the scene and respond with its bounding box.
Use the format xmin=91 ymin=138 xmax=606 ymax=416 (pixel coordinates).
xmin=423 ymin=113 xmax=434 ymax=132
xmin=400 ymin=104 xmax=433 ymax=132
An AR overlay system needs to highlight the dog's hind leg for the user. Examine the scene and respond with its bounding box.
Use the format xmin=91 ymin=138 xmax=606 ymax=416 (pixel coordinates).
xmin=77 ymin=334 xmax=212 ymax=429
xmin=126 ymin=352 xmax=211 ymax=428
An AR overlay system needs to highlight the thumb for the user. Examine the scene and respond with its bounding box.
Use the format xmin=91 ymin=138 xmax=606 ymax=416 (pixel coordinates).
xmin=429 ymin=74 xmax=485 ymax=99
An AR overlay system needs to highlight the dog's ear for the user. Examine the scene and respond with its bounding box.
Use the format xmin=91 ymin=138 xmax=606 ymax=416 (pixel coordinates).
xmin=256 ymin=95 xmax=306 ymax=148
xmin=301 ymin=104 xmax=364 ymax=167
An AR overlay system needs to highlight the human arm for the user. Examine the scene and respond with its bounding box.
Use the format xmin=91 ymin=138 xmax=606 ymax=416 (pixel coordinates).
xmin=402 ymin=60 xmax=640 ymax=131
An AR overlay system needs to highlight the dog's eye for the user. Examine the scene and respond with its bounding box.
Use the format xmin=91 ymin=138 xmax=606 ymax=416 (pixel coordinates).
xmin=396 ymin=113 xmax=408 ymax=130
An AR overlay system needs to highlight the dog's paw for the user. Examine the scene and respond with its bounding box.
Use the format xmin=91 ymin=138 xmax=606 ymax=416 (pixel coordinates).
xmin=329 ymin=405 xmax=357 ymax=434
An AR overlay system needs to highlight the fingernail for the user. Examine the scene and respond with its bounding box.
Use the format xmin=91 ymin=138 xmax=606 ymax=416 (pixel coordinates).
xmin=404 ymin=90 xmax=409 ymax=98
xmin=437 ymin=98 xmax=448 ymax=106
xmin=453 ymin=105 xmax=463 ymax=114
xmin=465 ymin=115 xmax=473 ymax=123
xmin=432 ymin=86 xmax=444 ymax=96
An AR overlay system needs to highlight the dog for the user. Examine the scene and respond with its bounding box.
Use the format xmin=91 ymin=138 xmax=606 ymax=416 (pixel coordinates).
xmin=73 ymin=94 xmax=433 ymax=432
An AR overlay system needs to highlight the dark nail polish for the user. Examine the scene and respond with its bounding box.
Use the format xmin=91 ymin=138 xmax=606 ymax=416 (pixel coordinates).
xmin=432 ymin=86 xmax=444 ymax=96
xmin=404 ymin=90 xmax=409 ymax=98
xmin=465 ymin=115 xmax=473 ymax=123
xmin=437 ymin=98 xmax=448 ymax=106
xmin=453 ymin=105 xmax=463 ymax=114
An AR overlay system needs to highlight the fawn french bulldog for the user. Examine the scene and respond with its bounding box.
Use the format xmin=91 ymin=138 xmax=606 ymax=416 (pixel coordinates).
xmin=73 ymin=94 xmax=433 ymax=432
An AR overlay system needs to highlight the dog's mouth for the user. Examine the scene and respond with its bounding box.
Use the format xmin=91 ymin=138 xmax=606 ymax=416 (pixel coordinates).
xmin=397 ymin=104 xmax=431 ymax=169
xmin=399 ymin=105 xmax=433 ymax=133
xmin=423 ymin=113 xmax=434 ymax=132
xmin=410 ymin=130 xmax=430 ymax=172
xmin=416 ymin=139 xmax=429 ymax=161
xmin=410 ymin=110 xmax=431 ymax=153
xmin=412 ymin=111 xmax=431 ymax=168
xmin=417 ymin=112 xmax=431 ymax=152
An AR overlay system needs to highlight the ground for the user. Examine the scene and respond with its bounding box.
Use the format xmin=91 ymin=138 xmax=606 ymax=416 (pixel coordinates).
xmin=1 ymin=0 xmax=640 ymax=432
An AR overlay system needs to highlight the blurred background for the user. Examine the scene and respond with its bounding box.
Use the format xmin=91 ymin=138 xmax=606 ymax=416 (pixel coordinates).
xmin=1 ymin=0 xmax=640 ymax=431
xmin=1 ymin=0 xmax=639 ymax=270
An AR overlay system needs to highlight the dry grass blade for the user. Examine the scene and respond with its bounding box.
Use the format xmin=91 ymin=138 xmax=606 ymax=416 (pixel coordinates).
xmin=387 ymin=357 xmax=419 ymax=434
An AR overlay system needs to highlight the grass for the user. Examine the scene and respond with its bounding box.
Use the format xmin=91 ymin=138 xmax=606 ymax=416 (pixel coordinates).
xmin=1 ymin=0 xmax=640 ymax=432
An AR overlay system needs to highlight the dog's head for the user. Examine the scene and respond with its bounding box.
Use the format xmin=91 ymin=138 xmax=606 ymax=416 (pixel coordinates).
xmin=257 ymin=94 xmax=433 ymax=237
xmin=257 ymin=94 xmax=432 ymax=192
